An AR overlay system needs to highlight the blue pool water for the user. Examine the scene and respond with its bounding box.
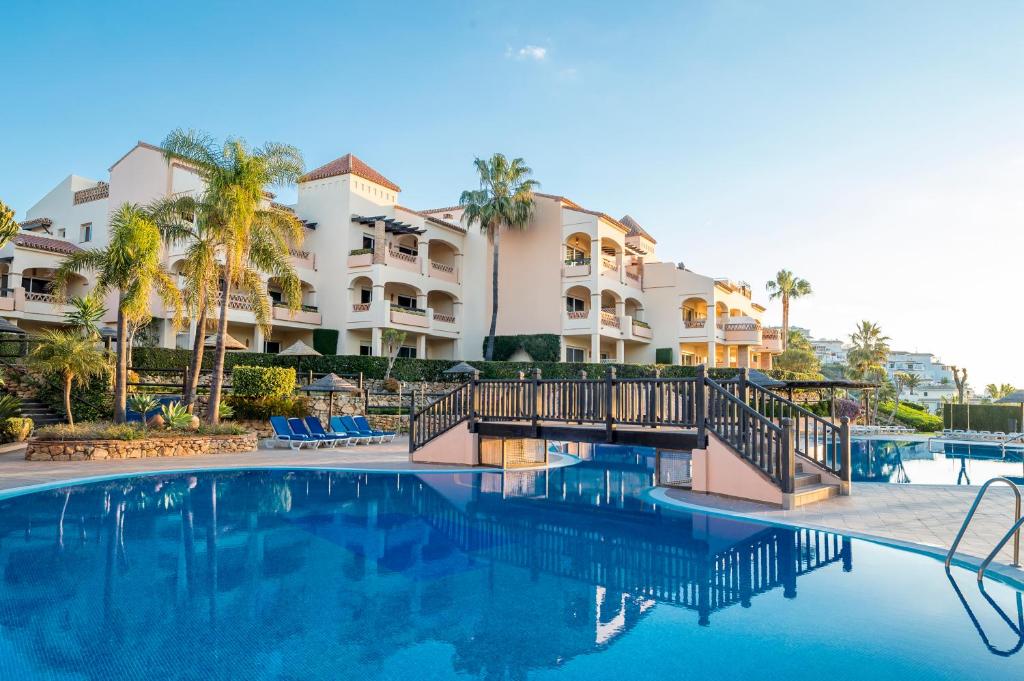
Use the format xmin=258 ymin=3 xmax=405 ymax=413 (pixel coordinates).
xmin=0 ymin=449 xmax=1021 ymax=679
xmin=853 ymin=438 xmax=1024 ymax=485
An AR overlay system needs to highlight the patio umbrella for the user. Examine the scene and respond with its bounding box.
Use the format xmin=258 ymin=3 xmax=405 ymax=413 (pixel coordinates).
xmin=302 ymin=373 xmax=359 ymax=419
xmin=0 ymin=318 xmax=25 ymax=335
xmin=443 ymin=361 xmax=478 ymax=376
xmin=203 ymin=333 xmax=246 ymax=350
xmin=279 ymin=340 xmax=322 ymax=383
xmin=995 ymin=390 xmax=1024 ymax=404
xmin=747 ymin=369 xmax=785 ymax=389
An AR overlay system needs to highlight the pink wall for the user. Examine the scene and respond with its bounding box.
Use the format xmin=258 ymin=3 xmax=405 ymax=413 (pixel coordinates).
xmin=690 ymin=432 xmax=783 ymax=506
xmin=494 ymin=197 xmax=563 ymax=336
xmin=411 ymin=424 xmax=478 ymax=465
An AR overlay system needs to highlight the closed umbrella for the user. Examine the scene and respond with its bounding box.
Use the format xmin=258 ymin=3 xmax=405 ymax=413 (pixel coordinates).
xmin=302 ymin=373 xmax=359 ymax=419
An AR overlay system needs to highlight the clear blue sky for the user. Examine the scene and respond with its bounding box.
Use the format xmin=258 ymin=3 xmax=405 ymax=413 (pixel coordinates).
xmin=3 ymin=1 xmax=1023 ymax=387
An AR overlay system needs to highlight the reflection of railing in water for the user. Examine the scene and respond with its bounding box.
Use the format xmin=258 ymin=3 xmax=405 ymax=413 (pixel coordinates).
xmin=946 ymin=568 xmax=1024 ymax=657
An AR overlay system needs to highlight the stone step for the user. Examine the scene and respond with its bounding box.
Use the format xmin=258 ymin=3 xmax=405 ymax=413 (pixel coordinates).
xmin=794 ymin=471 xmax=822 ymax=489
xmin=791 ymin=483 xmax=840 ymax=508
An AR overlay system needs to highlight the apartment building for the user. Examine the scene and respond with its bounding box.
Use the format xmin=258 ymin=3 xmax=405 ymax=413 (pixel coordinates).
xmin=7 ymin=142 xmax=782 ymax=368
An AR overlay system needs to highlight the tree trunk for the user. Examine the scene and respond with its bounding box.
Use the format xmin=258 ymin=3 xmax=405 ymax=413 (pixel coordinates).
xmin=183 ymin=299 xmax=208 ymax=412
xmin=485 ymin=225 xmax=500 ymax=361
xmin=781 ymin=295 xmax=789 ymax=352
xmin=64 ymin=373 xmax=74 ymax=427
xmin=113 ymin=303 xmax=128 ymax=423
xmin=207 ymin=273 xmax=231 ymax=424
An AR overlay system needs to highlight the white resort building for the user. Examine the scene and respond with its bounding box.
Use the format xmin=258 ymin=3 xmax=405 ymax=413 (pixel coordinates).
xmin=6 ymin=142 xmax=783 ymax=367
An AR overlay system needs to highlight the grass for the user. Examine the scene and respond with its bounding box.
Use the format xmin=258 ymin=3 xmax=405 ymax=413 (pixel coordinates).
xmin=33 ymin=421 xmax=250 ymax=441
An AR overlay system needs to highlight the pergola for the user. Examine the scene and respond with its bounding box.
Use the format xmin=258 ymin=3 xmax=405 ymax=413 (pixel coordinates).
xmin=775 ymin=378 xmax=880 ymax=421
xmin=351 ymin=215 xmax=426 ymax=236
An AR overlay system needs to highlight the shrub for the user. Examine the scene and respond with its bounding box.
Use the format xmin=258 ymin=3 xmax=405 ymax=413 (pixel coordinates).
xmin=218 ymin=401 xmax=235 ymax=420
xmin=835 ymin=398 xmax=861 ymax=421
xmin=232 ymin=365 xmax=296 ymax=398
xmin=0 ymin=417 xmax=33 ymax=442
xmin=349 ymin=248 xmax=372 ymax=256
xmin=485 ymin=334 xmax=561 ymax=362
xmin=33 ymin=420 xmax=249 ymax=440
xmin=225 ymin=394 xmax=310 ymax=420
xmin=880 ymin=401 xmax=943 ymax=432
xmin=382 ymin=377 xmax=401 ymax=393
xmin=161 ymin=402 xmax=194 ymax=429
xmin=313 ymin=328 xmax=339 ymax=355
xmin=32 ymin=370 xmax=113 ymax=423
xmin=655 ymin=348 xmax=674 ymax=364
xmin=127 ymin=394 xmax=159 ymax=416
xmin=0 ymin=394 xmax=22 ymax=420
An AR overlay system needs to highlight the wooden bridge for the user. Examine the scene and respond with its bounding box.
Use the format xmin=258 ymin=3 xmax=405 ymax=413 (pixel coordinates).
xmin=410 ymin=367 xmax=853 ymax=503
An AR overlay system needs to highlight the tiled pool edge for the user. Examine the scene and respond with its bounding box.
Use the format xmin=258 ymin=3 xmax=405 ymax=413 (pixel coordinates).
xmin=0 ymin=452 xmax=581 ymax=502
xmin=645 ymin=487 xmax=1024 ymax=589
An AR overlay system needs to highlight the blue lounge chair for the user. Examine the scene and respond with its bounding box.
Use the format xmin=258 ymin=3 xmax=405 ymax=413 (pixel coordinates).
xmin=329 ymin=416 xmax=371 ymax=444
xmin=270 ymin=416 xmax=317 ymax=449
xmin=305 ymin=416 xmax=353 ymax=447
xmin=289 ymin=417 xmax=338 ymax=448
xmin=354 ymin=415 xmax=396 ymax=443
xmin=339 ymin=415 xmax=381 ymax=443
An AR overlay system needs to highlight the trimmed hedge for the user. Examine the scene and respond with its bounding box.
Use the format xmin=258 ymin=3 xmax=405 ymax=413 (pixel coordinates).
xmin=881 ymin=402 xmax=943 ymax=432
xmin=943 ymin=403 xmax=1024 ymax=433
xmin=232 ymin=365 xmax=296 ymax=398
xmin=484 ymin=334 xmax=561 ymax=362
xmin=132 ymin=347 xmax=757 ymax=381
xmin=313 ymin=328 xmax=339 ymax=355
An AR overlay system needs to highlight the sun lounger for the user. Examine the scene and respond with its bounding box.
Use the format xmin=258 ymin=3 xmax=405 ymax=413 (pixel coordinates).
xmin=354 ymin=415 xmax=396 ymax=442
xmin=338 ymin=415 xmax=381 ymax=443
xmin=329 ymin=416 xmax=371 ymax=444
xmin=270 ymin=416 xmax=318 ymax=449
xmin=289 ymin=417 xmax=338 ymax=448
xmin=305 ymin=416 xmax=353 ymax=447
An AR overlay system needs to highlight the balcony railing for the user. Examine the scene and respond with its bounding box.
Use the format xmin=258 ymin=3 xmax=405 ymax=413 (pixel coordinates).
xmin=429 ymin=259 xmax=458 ymax=282
xmin=600 ymin=311 xmax=620 ymax=328
xmin=763 ymin=328 xmax=782 ymax=340
xmin=352 ymin=303 xmax=371 ymax=312
xmin=389 ymin=249 xmax=418 ymax=264
xmin=566 ymin=310 xmax=589 ymax=320
xmin=433 ymin=312 xmax=456 ymax=324
xmin=602 ymin=257 xmax=619 ymax=272
xmin=24 ymin=291 xmax=58 ymax=304
xmin=216 ymin=292 xmax=258 ymax=312
xmin=684 ymin=318 xmax=707 ymax=329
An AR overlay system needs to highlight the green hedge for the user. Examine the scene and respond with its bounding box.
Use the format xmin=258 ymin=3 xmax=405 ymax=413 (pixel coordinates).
xmin=232 ymin=365 xmax=296 ymax=398
xmin=132 ymin=347 xmax=748 ymax=382
xmin=881 ymin=402 xmax=943 ymax=432
xmin=655 ymin=348 xmax=673 ymax=364
xmin=313 ymin=329 xmax=339 ymax=355
xmin=943 ymin=403 xmax=1024 ymax=433
xmin=484 ymin=334 xmax=561 ymax=362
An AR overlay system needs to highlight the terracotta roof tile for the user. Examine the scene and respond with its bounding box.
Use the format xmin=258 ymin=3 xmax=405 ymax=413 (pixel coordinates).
xmin=73 ymin=182 xmax=109 ymax=205
xmin=19 ymin=217 xmax=53 ymax=231
xmin=420 ymin=205 xmax=462 ymax=215
xmin=299 ymin=153 xmax=401 ymax=192
xmin=13 ymin=233 xmax=83 ymax=256
xmin=394 ymin=205 xmax=466 ymax=233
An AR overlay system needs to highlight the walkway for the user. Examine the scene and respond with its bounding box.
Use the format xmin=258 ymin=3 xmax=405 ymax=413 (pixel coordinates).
xmin=659 ymin=484 xmax=1023 ymax=578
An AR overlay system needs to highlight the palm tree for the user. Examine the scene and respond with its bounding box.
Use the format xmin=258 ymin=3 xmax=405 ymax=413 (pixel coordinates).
xmin=28 ymin=329 xmax=108 ymax=426
xmin=846 ymin=321 xmax=890 ymax=423
xmin=891 ymin=371 xmax=912 ymax=422
xmin=765 ymin=270 xmax=812 ymax=351
xmin=986 ymin=383 xmax=1015 ymax=401
xmin=161 ymin=129 xmax=305 ymax=423
xmin=150 ymin=193 xmax=225 ymax=412
xmin=53 ymin=203 xmax=182 ymax=423
xmin=64 ymin=295 xmax=107 ymax=338
xmin=0 ymin=199 xmax=20 ymax=247
xmin=903 ymin=373 xmax=922 ymax=395
xmin=459 ymin=154 xmax=539 ymax=360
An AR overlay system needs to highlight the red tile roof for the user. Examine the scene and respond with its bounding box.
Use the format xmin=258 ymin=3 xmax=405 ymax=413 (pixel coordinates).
xmin=420 ymin=205 xmax=462 ymax=215
xmin=619 ymin=215 xmax=657 ymax=244
xmin=299 ymin=153 xmax=401 ymax=192
xmin=395 ymin=205 xmax=466 ymax=233
xmin=73 ymin=182 xmax=109 ymax=205
xmin=19 ymin=217 xmax=53 ymax=231
xmin=13 ymin=233 xmax=83 ymax=256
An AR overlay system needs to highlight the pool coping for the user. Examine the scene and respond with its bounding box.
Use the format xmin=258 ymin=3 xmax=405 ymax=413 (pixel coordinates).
xmin=644 ymin=487 xmax=1024 ymax=589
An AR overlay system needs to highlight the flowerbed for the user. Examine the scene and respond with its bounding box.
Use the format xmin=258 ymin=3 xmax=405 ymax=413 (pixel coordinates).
xmin=25 ymin=421 xmax=256 ymax=461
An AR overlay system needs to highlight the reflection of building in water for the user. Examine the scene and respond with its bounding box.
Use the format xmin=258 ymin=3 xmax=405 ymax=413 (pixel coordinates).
xmin=0 ymin=462 xmax=851 ymax=679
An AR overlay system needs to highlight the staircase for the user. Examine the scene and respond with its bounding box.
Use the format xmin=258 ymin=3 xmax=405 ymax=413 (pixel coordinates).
xmin=18 ymin=398 xmax=63 ymax=427
xmin=793 ymin=460 xmax=841 ymax=507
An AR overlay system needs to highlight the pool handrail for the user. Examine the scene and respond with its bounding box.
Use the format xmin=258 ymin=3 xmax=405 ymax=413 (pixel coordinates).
xmin=946 ymin=476 xmax=1022 ymax=581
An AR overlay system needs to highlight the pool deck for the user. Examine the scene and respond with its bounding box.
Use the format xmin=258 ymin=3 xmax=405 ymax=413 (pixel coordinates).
xmin=0 ymin=438 xmax=1021 ymax=580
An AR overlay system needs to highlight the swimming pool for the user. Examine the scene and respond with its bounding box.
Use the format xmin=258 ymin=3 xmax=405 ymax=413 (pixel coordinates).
xmin=0 ymin=450 xmax=1020 ymax=679
xmin=853 ymin=438 xmax=1024 ymax=485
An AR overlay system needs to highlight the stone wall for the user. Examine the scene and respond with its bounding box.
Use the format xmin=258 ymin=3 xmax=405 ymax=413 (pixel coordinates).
xmin=25 ymin=433 xmax=258 ymax=461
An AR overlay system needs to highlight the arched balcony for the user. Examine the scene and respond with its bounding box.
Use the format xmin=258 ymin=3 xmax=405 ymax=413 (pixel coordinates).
xmin=427 ymin=239 xmax=460 ymax=283
xmin=563 ymin=284 xmax=592 ymax=331
xmin=600 ymin=289 xmax=622 ymax=330
xmin=386 ymin=282 xmax=428 ymax=328
xmin=599 ymin=237 xmax=623 ymax=279
xmin=625 ymin=296 xmax=651 ymax=339
xmin=563 ymin=232 xmax=592 ymax=277
xmin=427 ymin=290 xmax=458 ymax=327
xmin=680 ymin=297 xmax=710 ymax=340
xmin=269 ymin=277 xmax=320 ymax=325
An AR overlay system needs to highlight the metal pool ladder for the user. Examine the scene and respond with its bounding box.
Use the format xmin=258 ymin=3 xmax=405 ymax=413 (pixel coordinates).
xmin=946 ymin=477 xmax=1023 ymax=581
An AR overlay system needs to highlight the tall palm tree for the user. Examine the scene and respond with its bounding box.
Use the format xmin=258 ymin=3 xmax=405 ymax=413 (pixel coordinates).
xmin=903 ymin=373 xmax=922 ymax=395
xmin=985 ymin=383 xmax=1015 ymax=400
xmin=891 ymin=371 xmax=913 ymax=421
xmin=63 ymin=295 xmax=107 ymax=339
xmin=28 ymin=329 xmax=108 ymax=426
xmin=161 ymin=129 xmax=305 ymax=423
xmin=765 ymin=270 xmax=812 ymax=351
xmin=0 ymin=199 xmax=20 ymax=247
xmin=846 ymin=321 xmax=890 ymax=423
xmin=150 ymin=193 xmax=225 ymax=412
xmin=53 ymin=203 xmax=182 ymax=423
xmin=459 ymin=154 xmax=539 ymax=360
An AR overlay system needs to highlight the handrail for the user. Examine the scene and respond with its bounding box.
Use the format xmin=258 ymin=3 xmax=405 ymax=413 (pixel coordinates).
xmin=706 ymin=377 xmax=790 ymax=489
xmin=945 ymin=476 xmax=1022 ymax=581
xmin=409 ymin=381 xmax=471 ymax=451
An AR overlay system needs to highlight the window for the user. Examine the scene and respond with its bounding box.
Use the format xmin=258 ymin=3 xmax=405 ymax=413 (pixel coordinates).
xmin=175 ymin=332 xmax=190 ymax=350
xmin=396 ymin=242 xmax=418 ymax=257
xmin=360 ymin=288 xmax=372 ymax=304
xmin=79 ymin=223 xmax=92 ymax=243
xmin=264 ymin=340 xmax=281 ymax=354
xmin=359 ymin=344 xmax=373 ymax=356
xmin=23 ymin=277 xmax=53 ymax=294
xmin=566 ymin=347 xmax=585 ymax=363
xmin=395 ymin=294 xmax=417 ymax=309
xmin=362 ymin=234 xmax=375 ymax=250
xmin=268 ymin=289 xmax=283 ymax=304
xmin=565 ymin=245 xmax=587 ymax=263
xmin=566 ymin=296 xmax=586 ymax=313
xmin=57 ymin=228 xmax=66 ymax=239
xmin=397 ymin=346 xmax=417 ymax=359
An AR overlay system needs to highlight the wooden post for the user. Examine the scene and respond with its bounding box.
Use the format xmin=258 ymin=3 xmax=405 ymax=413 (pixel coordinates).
xmin=839 ymin=416 xmax=852 ymax=495
xmin=696 ymin=364 xmax=707 ymax=444
xmin=578 ymin=370 xmax=587 ymax=425
xmin=532 ymin=368 xmax=541 ymax=437
xmin=780 ymin=417 xmax=796 ymax=494
xmin=468 ymin=370 xmax=480 ymax=432
xmin=605 ymin=367 xmax=616 ymax=443
xmin=408 ymin=391 xmax=417 ymax=455
xmin=517 ymin=370 xmax=525 ymax=421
